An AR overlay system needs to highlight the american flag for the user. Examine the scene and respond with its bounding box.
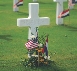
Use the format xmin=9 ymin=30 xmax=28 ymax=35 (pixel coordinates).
xmin=25 ymin=40 xmax=38 ymax=50
xmin=68 ymin=0 xmax=75 ymax=7
xmin=58 ymin=9 xmax=69 ymax=18
xmin=13 ymin=0 xmax=23 ymax=8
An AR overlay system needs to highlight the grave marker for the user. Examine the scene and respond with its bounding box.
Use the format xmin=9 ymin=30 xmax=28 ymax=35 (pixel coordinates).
xmin=68 ymin=0 xmax=74 ymax=9
xmin=53 ymin=0 xmax=67 ymax=25
xmin=13 ymin=0 xmax=19 ymax=12
xmin=17 ymin=3 xmax=50 ymax=39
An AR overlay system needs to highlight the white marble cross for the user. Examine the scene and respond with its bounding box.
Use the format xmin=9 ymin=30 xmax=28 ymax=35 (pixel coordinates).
xmin=17 ymin=3 xmax=50 ymax=39
xmin=53 ymin=0 xmax=67 ymax=25
xmin=13 ymin=0 xmax=19 ymax=12
xmin=68 ymin=0 xmax=75 ymax=9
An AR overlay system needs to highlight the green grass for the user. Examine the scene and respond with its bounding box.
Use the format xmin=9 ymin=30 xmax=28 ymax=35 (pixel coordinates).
xmin=0 ymin=0 xmax=77 ymax=71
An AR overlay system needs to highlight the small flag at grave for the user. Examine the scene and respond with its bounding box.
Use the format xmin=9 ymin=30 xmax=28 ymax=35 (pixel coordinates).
xmin=13 ymin=0 xmax=23 ymax=8
xmin=42 ymin=36 xmax=48 ymax=56
xmin=16 ymin=0 xmax=23 ymax=7
xmin=68 ymin=0 xmax=75 ymax=6
xmin=58 ymin=9 xmax=70 ymax=18
xmin=45 ymin=36 xmax=48 ymax=56
xmin=25 ymin=40 xmax=38 ymax=50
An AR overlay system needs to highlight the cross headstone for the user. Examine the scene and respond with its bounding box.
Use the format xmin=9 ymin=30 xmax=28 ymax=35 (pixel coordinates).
xmin=68 ymin=0 xmax=75 ymax=9
xmin=13 ymin=0 xmax=19 ymax=11
xmin=53 ymin=0 xmax=67 ymax=25
xmin=17 ymin=3 xmax=50 ymax=39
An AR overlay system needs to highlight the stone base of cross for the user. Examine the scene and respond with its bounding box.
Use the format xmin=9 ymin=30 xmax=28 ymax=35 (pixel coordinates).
xmin=53 ymin=0 xmax=67 ymax=25
xmin=68 ymin=5 xmax=74 ymax=9
xmin=17 ymin=3 xmax=50 ymax=40
xmin=13 ymin=0 xmax=19 ymax=12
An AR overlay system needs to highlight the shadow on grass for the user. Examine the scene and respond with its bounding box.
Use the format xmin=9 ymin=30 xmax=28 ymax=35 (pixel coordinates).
xmin=61 ymin=24 xmax=77 ymax=31
xmin=38 ymin=1 xmax=52 ymax=5
xmin=17 ymin=11 xmax=28 ymax=16
xmin=0 ymin=4 xmax=6 ymax=7
xmin=0 ymin=35 xmax=12 ymax=41
xmin=24 ymin=61 xmax=66 ymax=71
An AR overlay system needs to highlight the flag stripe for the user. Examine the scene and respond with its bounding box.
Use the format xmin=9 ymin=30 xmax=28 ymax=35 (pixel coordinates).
xmin=14 ymin=0 xmax=23 ymax=7
xmin=61 ymin=14 xmax=69 ymax=18
xmin=17 ymin=2 xmax=23 ymax=6
xmin=61 ymin=9 xmax=69 ymax=15
xmin=19 ymin=0 xmax=23 ymax=2
xmin=58 ymin=9 xmax=69 ymax=18
xmin=25 ymin=40 xmax=38 ymax=49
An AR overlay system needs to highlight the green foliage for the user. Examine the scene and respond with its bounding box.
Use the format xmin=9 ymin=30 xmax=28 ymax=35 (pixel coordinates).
xmin=23 ymin=57 xmax=54 ymax=71
xmin=0 ymin=0 xmax=77 ymax=71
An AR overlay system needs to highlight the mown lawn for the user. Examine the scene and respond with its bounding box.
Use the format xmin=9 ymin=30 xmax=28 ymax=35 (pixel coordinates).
xmin=0 ymin=0 xmax=77 ymax=71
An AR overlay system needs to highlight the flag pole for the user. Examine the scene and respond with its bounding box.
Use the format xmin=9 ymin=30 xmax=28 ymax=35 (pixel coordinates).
xmin=68 ymin=0 xmax=71 ymax=26
xmin=69 ymin=9 xmax=70 ymax=26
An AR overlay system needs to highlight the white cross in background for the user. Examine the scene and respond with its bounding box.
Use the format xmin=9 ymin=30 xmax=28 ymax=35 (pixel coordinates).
xmin=53 ymin=0 xmax=67 ymax=25
xmin=13 ymin=0 xmax=19 ymax=11
xmin=17 ymin=3 xmax=50 ymax=39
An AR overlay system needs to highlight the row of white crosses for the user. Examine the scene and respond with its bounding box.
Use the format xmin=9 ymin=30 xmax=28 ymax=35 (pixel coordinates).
xmin=17 ymin=0 xmax=69 ymax=39
xmin=17 ymin=3 xmax=50 ymax=39
xmin=14 ymin=0 xmax=71 ymax=25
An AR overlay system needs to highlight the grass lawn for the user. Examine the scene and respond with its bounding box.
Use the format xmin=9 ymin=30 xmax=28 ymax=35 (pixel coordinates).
xmin=0 ymin=0 xmax=77 ymax=71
